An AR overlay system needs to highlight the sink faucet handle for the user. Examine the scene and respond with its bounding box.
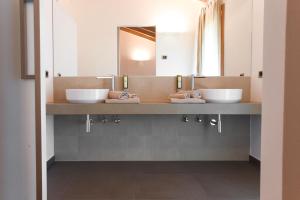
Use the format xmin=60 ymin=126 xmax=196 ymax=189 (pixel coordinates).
xmin=96 ymin=75 xmax=115 ymax=91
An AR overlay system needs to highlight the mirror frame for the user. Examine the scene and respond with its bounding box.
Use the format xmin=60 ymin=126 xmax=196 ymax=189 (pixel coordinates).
xmin=20 ymin=0 xmax=35 ymax=79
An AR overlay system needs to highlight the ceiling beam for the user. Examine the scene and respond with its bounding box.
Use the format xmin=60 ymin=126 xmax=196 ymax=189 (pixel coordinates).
xmin=120 ymin=27 xmax=156 ymax=42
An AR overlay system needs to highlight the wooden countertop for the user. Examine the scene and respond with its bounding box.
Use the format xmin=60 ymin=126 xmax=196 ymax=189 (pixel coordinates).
xmin=47 ymin=102 xmax=261 ymax=115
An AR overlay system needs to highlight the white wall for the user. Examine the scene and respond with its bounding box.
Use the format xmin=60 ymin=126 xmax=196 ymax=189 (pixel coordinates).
xmin=251 ymin=0 xmax=264 ymax=102
xmin=40 ymin=0 xmax=55 ymax=199
xmin=53 ymin=1 xmax=78 ymax=77
xmin=0 ymin=0 xmax=36 ymax=199
xmin=157 ymin=32 xmax=195 ymax=76
xmin=261 ymin=0 xmax=287 ymax=199
xmin=224 ymin=0 xmax=253 ymax=76
xmin=249 ymin=0 xmax=264 ymax=161
xmin=41 ymin=0 xmax=55 ymax=163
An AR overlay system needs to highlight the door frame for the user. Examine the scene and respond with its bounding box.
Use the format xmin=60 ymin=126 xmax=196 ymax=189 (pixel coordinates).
xmin=33 ymin=0 xmax=42 ymax=199
xmin=33 ymin=0 xmax=292 ymax=199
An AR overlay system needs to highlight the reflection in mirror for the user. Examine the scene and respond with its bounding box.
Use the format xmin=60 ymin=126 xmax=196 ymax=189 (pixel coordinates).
xmin=53 ymin=0 xmax=254 ymax=77
xmin=119 ymin=27 xmax=156 ymax=76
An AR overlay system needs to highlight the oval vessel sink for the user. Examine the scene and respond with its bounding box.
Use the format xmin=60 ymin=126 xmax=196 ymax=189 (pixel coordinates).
xmin=200 ymin=89 xmax=243 ymax=103
xmin=66 ymin=89 xmax=109 ymax=104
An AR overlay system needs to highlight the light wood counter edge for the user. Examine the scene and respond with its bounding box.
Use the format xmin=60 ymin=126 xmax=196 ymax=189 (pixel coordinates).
xmin=46 ymin=102 xmax=262 ymax=115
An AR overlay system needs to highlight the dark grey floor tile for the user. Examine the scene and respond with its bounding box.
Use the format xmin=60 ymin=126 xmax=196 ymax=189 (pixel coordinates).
xmin=47 ymin=162 xmax=260 ymax=200
xmin=134 ymin=173 xmax=209 ymax=199
xmin=195 ymin=174 xmax=260 ymax=200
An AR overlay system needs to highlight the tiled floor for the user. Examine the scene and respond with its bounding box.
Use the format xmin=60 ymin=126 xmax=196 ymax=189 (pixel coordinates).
xmin=48 ymin=162 xmax=260 ymax=200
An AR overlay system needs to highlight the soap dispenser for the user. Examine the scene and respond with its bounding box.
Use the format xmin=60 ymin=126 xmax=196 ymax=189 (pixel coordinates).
xmin=123 ymin=75 xmax=129 ymax=91
xmin=176 ymin=75 xmax=183 ymax=91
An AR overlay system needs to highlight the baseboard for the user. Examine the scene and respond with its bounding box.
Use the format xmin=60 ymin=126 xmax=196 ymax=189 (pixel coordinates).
xmin=249 ymin=155 xmax=260 ymax=167
xmin=47 ymin=156 xmax=55 ymax=169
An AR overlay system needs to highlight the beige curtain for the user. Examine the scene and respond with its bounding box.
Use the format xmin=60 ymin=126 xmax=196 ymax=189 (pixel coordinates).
xmin=196 ymin=0 xmax=222 ymax=76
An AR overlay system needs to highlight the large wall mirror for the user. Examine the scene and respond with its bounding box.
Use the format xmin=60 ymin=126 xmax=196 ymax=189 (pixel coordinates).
xmin=53 ymin=0 xmax=254 ymax=77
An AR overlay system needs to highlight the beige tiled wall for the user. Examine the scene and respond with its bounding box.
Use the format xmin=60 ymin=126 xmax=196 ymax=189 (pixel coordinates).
xmin=53 ymin=76 xmax=251 ymax=103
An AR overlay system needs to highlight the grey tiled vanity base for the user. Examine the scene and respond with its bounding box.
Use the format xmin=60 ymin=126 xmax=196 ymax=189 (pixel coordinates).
xmin=54 ymin=115 xmax=250 ymax=161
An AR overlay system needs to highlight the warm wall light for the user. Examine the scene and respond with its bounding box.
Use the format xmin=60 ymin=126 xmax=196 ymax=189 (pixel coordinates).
xmin=131 ymin=49 xmax=151 ymax=61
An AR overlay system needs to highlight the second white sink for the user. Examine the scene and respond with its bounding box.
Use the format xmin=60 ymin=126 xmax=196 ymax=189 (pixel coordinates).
xmin=200 ymin=89 xmax=243 ymax=103
xmin=66 ymin=89 xmax=109 ymax=104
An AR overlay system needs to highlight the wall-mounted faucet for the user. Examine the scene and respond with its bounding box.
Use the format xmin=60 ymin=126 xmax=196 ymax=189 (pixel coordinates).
xmin=191 ymin=74 xmax=206 ymax=90
xmin=196 ymin=115 xmax=203 ymax=123
xmin=210 ymin=118 xmax=217 ymax=126
xmin=96 ymin=75 xmax=115 ymax=91
xmin=191 ymin=74 xmax=195 ymax=90
xmin=113 ymin=116 xmax=121 ymax=124
xmin=183 ymin=115 xmax=189 ymax=123
xmin=101 ymin=116 xmax=109 ymax=124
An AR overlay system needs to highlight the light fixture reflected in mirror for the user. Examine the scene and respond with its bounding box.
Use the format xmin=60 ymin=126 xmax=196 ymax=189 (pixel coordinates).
xmin=131 ymin=49 xmax=151 ymax=61
xmin=119 ymin=26 xmax=156 ymax=76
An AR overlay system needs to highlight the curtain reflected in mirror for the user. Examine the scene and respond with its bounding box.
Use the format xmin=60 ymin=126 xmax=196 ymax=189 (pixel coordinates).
xmin=118 ymin=27 xmax=156 ymax=76
xmin=196 ymin=0 xmax=224 ymax=77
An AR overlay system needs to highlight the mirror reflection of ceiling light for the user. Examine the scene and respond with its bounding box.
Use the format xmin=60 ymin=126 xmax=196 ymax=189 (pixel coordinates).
xmin=131 ymin=49 xmax=151 ymax=61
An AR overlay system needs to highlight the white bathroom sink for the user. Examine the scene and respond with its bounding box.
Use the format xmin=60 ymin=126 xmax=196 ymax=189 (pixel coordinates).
xmin=200 ymin=89 xmax=243 ymax=103
xmin=66 ymin=89 xmax=109 ymax=104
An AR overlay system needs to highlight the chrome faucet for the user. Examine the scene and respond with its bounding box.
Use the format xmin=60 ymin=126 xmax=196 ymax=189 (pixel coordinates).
xmin=96 ymin=75 xmax=115 ymax=91
xmin=111 ymin=75 xmax=115 ymax=91
xmin=191 ymin=74 xmax=206 ymax=90
xmin=191 ymin=74 xmax=195 ymax=90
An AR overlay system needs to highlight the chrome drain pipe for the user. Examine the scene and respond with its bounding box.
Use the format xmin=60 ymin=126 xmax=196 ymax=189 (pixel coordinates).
xmin=209 ymin=114 xmax=222 ymax=134
xmin=86 ymin=114 xmax=93 ymax=133
xmin=218 ymin=114 xmax=222 ymax=134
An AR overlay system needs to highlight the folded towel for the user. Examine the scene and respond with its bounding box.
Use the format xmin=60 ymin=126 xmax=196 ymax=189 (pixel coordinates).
xmin=169 ymin=93 xmax=189 ymax=99
xmin=128 ymin=93 xmax=137 ymax=98
xmin=108 ymin=91 xmax=129 ymax=99
xmin=170 ymin=98 xmax=206 ymax=104
xmin=178 ymin=89 xmax=201 ymax=98
xmin=108 ymin=91 xmax=137 ymax=99
xmin=105 ymin=97 xmax=140 ymax=104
